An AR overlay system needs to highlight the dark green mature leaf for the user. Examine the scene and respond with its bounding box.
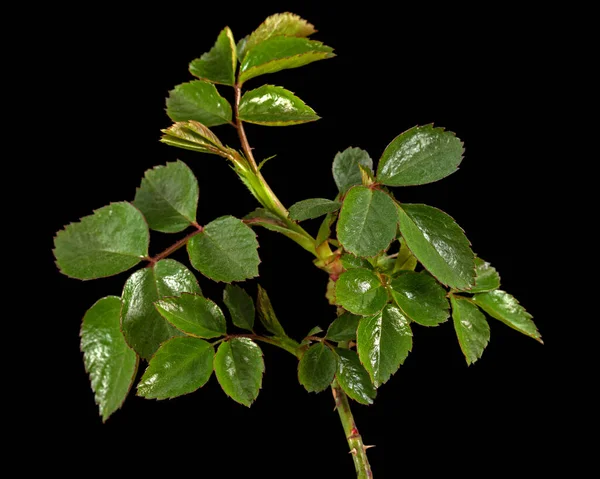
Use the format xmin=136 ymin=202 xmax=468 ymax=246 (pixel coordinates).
xmin=473 ymin=290 xmax=541 ymax=342
xmin=451 ymin=296 xmax=490 ymax=365
xmin=298 ymin=343 xmax=337 ymax=393
xmin=326 ymin=312 xmax=360 ymax=342
xmin=393 ymin=238 xmax=417 ymax=273
xmin=189 ymin=27 xmax=236 ymax=86
xmin=357 ymin=304 xmax=412 ymax=386
xmin=256 ymin=285 xmax=287 ymax=337
xmin=137 ymin=337 xmax=213 ymax=399
xmin=332 ymin=147 xmax=373 ymax=194
xmin=239 ymin=36 xmax=334 ymax=84
xmin=335 ymin=348 xmax=376 ymax=405
xmin=81 ymin=296 xmax=138 ymax=422
xmin=463 ymin=257 xmax=501 ymax=293
xmin=337 ymin=186 xmax=398 ymax=257
xmin=398 ymin=204 xmax=475 ymax=289
xmin=335 ymin=268 xmax=387 ymax=316
xmin=340 ymin=254 xmax=373 ymax=271
xmin=239 ymin=85 xmax=319 ymax=125
xmin=289 ymin=198 xmax=341 ymax=221
xmin=166 ymin=81 xmax=232 ymax=126
xmin=244 ymin=208 xmax=316 ymax=254
xmin=214 ymin=338 xmax=264 ymax=406
xmin=188 ymin=216 xmax=260 ymax=283
xmin=54 ymin=202 xmax=148 ymax=280
xmin=390 ymin=272 xmax=449 ymax=326
xmin=377 ymin=125 xmax=464 ymax=186
xmin=121 ymin=259 xmax=201 ymax=359
xmin=223 ymin=284 xmax=255 ymax=331
xmin=133 ymin=161 xmax=198 ymax=233
xmin=156 ymin=294 xmax=226 ymax=339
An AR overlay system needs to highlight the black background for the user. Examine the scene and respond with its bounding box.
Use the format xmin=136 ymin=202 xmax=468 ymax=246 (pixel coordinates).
xmin=38 ymin=2 xmax=563 ymax=476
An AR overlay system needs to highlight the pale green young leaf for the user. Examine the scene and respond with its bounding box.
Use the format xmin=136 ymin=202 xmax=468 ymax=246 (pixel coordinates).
xmin=451 ymin=296 xmax=490 ymax=365
xmin=332 ymin=147 xmax=373 ymax=194
xmin=393 ymin=238 xmax=418 ymax=273
xmin=298 ymin=343 xmax=337 ymax=393
xmin=223 ymin=284 xmax=255 ymax=331
xmin=161 ymin=121 xmax=225 ymax=150
xmin=390 ymin=271 xmax=449 ymax=326
xmin=335 ymin=348 xmax=376 ymax=405
xmin=166 ymin=81 xmax=232 ymax=126
xmin=189 ymin=27 xmax=236 ymax=86
xmin=156 ymin=293 xmax=226 ymax=339
xmin=288 ymin=198 xmax=341 ymax=221
xmin=326 ymin=312 xmax=360 ymax=342
xmin=244 ymin=208 xmax=316 ymax=254
xmin=335 ymin=268 xmax=387 ymax=316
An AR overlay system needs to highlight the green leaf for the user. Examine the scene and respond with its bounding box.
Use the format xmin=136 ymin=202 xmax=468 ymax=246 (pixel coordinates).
xmin=137 ymin=337 xmax=213 ymax=399
xmin=80 ymin=296 xmax=138 ymax=422
xmin=189 ymin=27 xmax=236 ymax=86
xmin=239 ymin=36 xmax=334 ymax=84
xmin=377 ymin=125 xmax=464 ymax=186
xmin=473 ymin=290 xmax=541 ymax=342
xmin=337 ymin=186 xmax=398 ymax=257
xmin=133 ymin=161 xmax=198 ymax=233
xmin=239 ymin=85 xmax=319 ymax=126
xmin=335 ymin=348 xmax=376 ymax=405
xmin=160 ymin=121 xmax=232 ymax=158
xmin=289 ymin=198 xmax=341 ymax=221
xmin=332 ymin=147 xmax=374 ymax=194
xmin=357 ymin=304 xmax=412 ymax=387
xmin=340 ymin=254 xmax=373 ymax=271
xmin=398 ymin=204 xmax=475 ymax=289
xmin=188 ymin=216 xmax=260 ymax=283
xmin=244 ymin=208 xmax=316 ymax=254
xmin=223 ymin=284 xmax=255 ymax=331
xmin=335 ymin=268 xmax=387 ymax=316
xmin=451 ymin=296 xmax=490 ymax=365
xmin=214 ymin=338 xmax=264 ymax=407
xmin=166 ymin=81 xmax=232 ymax=127
xmin=390 ymin=271 xmax=449 ymax=326
xmin=54 ymin=202 xmax=149 ymax=280
xmin=393 ymin=238 xmax=418 ymax=273
xmin=155 ymin=293 xmax=226 ymax=339
xmin=256 ymin=285 xmax=287 ymax=337
xmin=121 ymin=259 xmax=201 ymax=359
xmin=298 ymin=343 xmax=337 ymax=393
xmin=326 ymin=312 xmax=360 ymax=342
xmin=462 ymin=257 xmax=501 ymax=293
xmin=316 ymin=210 xmax=339 ymax=245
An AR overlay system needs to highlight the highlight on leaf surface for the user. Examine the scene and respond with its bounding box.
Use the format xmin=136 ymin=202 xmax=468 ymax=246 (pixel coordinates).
xmin=160 ymin=121 xmax=234 ymax=159
xmin=335 ymin=348 xmax=376 ymax=405
xmin=335 ymin=268 xmax=387 ymax=316
xmin=155 ymin=293 xmax=227 ymax=339
xmin=189 ymin=27 xmax=236 ymax=86
xmin=389 ymin=271 xmax=449 ymax=326
xmin=166 ymin=80 xmax=232 ymax=126
xmin=462 ymin=257 xmax=501 ymax=293
xmin=451 ymin=296 xmax=490 ymax=365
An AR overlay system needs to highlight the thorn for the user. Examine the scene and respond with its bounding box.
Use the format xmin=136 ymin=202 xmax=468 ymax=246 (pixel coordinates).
xmin=349 ymin=448 xmax=357 ymax=455
xmin=363 ymin=445 xmax=376 ymax=451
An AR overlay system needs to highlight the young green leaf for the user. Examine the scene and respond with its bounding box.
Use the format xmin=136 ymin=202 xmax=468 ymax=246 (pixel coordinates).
xmin=239 ymin=36 xmax=334 ymax=84
xmin=156 ymin=293 xmax=227 ymax=339
xmin=389 ymin=271 xmax=449 ymax=326
xmin=256 ymin=285 xmax=287 ymax=337
xmin=187 ymin=216 xmax=260 ymax=283
xmin=332 ymin=147 xmax=373 ymax=194
xmin=337 ymin=186 xmax=398 ymax=257
xmin=451 ymin=296 xmax=490 ymax=365
xmin=137 ymin=337 xmax=214 ymax=400
xmin=244 ymin=208 xmax=316 ymax=254
xmin=214 ymin=338 xmax=265 ymax=407
xmin=162 ymin=121 xmax=225 ymax=149
xmin=335 ymin=268 xmax=387 ymax=316
xmin=340 ymin=254 xmax=373 ymax=271
xmin=357 ymin=304 xmax=412 ymax=387
xmin=298 ymin=343 xmax=337 ymax=393
xmin=393 ymin=238 xmax=418 ymax=273
xmin=189 ymin=27 xmax=236 ymax=86
xmin=315 ymin=210 xmax=339 ymax=246
xmin=473 ymin=290 xmax=541 ymax=342
xmin=326 ymin=312 xmax=360 ymax=342
xmin=81 ymin=296 xmax=138 ymax=422
xmin=335 ymin=348 xmax=376 ymax=405
xmin=133 ymin=161 xmax=199 ymax=233
xmin=54 ymin=202 xmax=149 ymax=280
xmin=288 ymin=198 xmax=341 ymax=221
xmin=223 ymin=284 xmax=255 ymax=331
xmin=398 ymin=203 xmax=475 ymax=290
xmin=462 ymin=257 xmax=501 ymax=293
xmin=166 ymin=81 xmax=232 ymax=126
xmin=239 ymin=85 xmax=320 ymax=126
xmin=121 ymin=259 xmax=201 ymax=359
xmin=377 ymin=125 xmax=464 ymax=186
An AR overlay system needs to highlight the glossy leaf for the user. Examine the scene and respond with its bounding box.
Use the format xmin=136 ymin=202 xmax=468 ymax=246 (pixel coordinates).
xmin=332 ymin=147 xmax=374 ymax=194
xmin=54 ymin=202 xmax=148 ymax=280
xmin=337 ymin=186 xmax=398 ymax=257
xmin=289 ymin=198 xmax=341 ymax=221
xmin=80 ymin=296 xmax=138 ymax=422
xmin=326 ymin=312 xmax=360 ymax=342
xmin=223 ymin=284 xmax=255 ymax=331
xmin=357 ymin=304 xmax=412 ymax=386
xmin=121 ymin=259 xmax=201 ymax=359
xmin=188 ymin=216 xmax=260 ymax=283
xmin=298 ymin=343 xmax=337 ymax=393
xmin=256 ymin=285 xmax=287 ymax=337
xmin=214 ymin=338 xmax=264 ymax=407
xmin=473 ymin=290 xmax=541 ymax=342
xmin=335 ymin=268 xmax=387 ymax=316
xmin=156 ymin=293 xmax=226 ymax=339
xmin=244 ymin=208 xmax=316 ymax=254
xmin=463 ymin=257 xmax=501 ymax=293
xmin=390 ymin=272 xmax=449 ymax=326
xmin=393 ymin=238 xmax=418 ymax=273
xmin=239 ymin=36 xmax=334 ymax=84
xmin=377 ymin=125 xmax=464 ymax=186
xmin=137 ymin=337 xmax=213 ymax=399
xmin=340 ymin=254 xmax=373 ymax=271
xmin=160 ymin=121 xmax=230 ymax=158
xmin=189 ymin=27 xmax=236 ymax=86
xmin=451 ymin=296 xmax=490 ymax=365
xmin=239 ymin=85 xmax=319 ymax=126
xmin=166 ymin=81 xmax=232 ymax=127
xmin=398 ymin=203 xmax=475 ymax=289
xmin=335 ymin=348 xmax=376 ymax=405
xmin=133 ymin=161 xmax=198 ymax=233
